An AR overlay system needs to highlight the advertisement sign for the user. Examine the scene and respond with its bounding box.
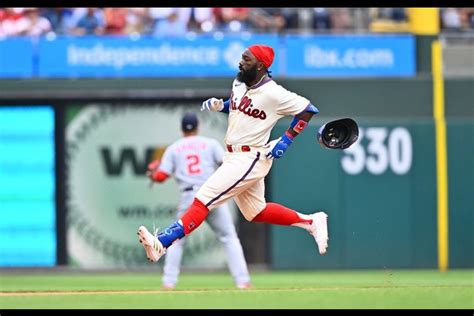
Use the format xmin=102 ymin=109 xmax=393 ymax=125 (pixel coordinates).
xmin=285 ymin=34 xmax=415 ymax=77
xmin=0 ymin=106 xmax=56 ymax=266
xmin=66 ymin=104 xmax=236 ymax=268
xmin=1 ymin=34 xmax=416 ymax=78
xmin=39 ymin=35 xmax=280 ymax=78
xmin=0 ymin=38 xmax=34 ymax=78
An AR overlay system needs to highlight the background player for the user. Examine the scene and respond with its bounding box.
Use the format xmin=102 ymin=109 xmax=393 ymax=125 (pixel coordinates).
xmin=138 ymin=44 xmax=328 ymax=265
xmin=147 ymin=112 xmax=251 ymax=290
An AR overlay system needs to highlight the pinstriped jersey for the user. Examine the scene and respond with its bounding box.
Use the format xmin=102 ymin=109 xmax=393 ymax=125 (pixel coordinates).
xmin=159 ymin=135 xmax=224 ymax=191
xmin=225 ymin=77 xmax=310 ymax=147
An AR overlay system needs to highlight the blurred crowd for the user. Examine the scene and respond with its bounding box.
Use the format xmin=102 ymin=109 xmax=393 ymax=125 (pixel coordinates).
xmin=0 ymin=7 xmax=473 ymax=38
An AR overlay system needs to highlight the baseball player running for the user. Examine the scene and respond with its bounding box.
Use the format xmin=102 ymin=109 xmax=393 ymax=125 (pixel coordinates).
xmin=147 ymin=112 xmax=251 ymax=290
xmin=138 ymin=44 xmax=328 ymax=268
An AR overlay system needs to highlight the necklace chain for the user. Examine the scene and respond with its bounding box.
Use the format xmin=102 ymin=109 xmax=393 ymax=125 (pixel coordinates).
xmin=248 ymin=74 xmax=267 ymax=89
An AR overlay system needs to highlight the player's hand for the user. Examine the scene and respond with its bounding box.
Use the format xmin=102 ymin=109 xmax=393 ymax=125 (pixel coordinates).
xmin=201 ymin=97 xmax=224 ymax=112
xmin=147 ymin=159 xmax=161 ymax=180
xmin=264 ymin=135 xmax=293 ymax=160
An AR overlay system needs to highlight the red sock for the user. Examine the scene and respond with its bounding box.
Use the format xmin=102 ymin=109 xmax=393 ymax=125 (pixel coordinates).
xmin=180 ymin=198 xmax=209 ymax=234
xmin=252 ymin=203 xmax=312 ymax=226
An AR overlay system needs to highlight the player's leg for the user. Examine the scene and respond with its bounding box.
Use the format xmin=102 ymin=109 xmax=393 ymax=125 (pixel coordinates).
xmin=206 ymin=203 xmax=251 ymax=289
xmin=195 ymin=151 xmax=271 ymax=210
xmin=161 ymin=238 xmax=185 ymax=289
xmin=178 ymin=151 xmax=269 ymax=236
xmin=138 ymin=152 xmax=268 ymax=262
xmin=234 ymin=179 xmax=329 ymax=255
xmin=161 ymin=193 xmax=194 ymax=289
xmin=253 ymin=203 xmax=328 ymax=255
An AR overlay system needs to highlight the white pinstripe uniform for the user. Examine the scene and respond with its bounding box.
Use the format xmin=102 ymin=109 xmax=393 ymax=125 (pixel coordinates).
xmin=158 ymin=135 xmax=250 ymax=287
xmin=195 ymin=77 xmax=310 ymax=221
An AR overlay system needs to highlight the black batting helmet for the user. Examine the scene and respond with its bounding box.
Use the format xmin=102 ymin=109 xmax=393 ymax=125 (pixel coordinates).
xmin=317 ymin=118 xmax=359 ymax=150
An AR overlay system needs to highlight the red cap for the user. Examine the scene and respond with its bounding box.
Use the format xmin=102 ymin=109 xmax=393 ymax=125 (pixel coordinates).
xmin=248 ymin=44 xmax=275 ymax=69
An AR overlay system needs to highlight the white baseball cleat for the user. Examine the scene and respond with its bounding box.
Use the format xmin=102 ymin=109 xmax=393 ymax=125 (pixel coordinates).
xmin=308 ymin=212 xmax=329 ymax=255
xmin=137 ymin=225 xmax=166 ymax=262
xmin=236 ymin=282 xmax=252 ymax=290
xmin=161 ymin=284 xmax=176 ymax=290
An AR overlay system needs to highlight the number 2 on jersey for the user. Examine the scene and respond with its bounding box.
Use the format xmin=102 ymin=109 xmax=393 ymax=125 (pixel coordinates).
xmin=186 ymin=154 xmax=201 ymax=174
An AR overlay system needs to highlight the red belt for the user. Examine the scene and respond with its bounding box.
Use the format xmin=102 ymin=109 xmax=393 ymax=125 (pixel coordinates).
xmin=226 ymin=145 xmax=251 ymax=152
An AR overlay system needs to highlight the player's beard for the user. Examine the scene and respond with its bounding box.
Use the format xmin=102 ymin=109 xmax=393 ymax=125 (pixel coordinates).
xmin=237 ymin=64 xmax=258 ymax=85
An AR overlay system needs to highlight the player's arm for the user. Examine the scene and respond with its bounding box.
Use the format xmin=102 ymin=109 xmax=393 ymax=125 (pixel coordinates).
xmin=266 ymin=103 xmax=319 ymax=159
xmin=221 ymin=99 xmax=230 ymax=113
xmin=147 ymin=159 xmax=170 ymax=182
xmin=201 ymin=98 xmax=230 ymax=113
xmin=147 ymin=147 xmax=175 ymax=183
xmin=286 ymin=104 xmax=319 ymax=138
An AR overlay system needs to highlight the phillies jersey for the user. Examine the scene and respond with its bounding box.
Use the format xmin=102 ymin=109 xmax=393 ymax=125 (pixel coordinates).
xmin=159 ymin=135 xmax=224 ymax=191
xmin=225 ymin=77 xmax=310 ymax=147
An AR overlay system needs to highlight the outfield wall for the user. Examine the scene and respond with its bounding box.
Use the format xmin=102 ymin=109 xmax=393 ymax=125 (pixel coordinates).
xmin=0 ymin=77 xmax=472 ymax=269
xmin=268 ymin=77 xmax=473 ymax=269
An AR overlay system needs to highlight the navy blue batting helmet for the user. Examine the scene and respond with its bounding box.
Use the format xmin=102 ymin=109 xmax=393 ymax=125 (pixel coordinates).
xmin=317 ymin=118 xmax=359 ymax=150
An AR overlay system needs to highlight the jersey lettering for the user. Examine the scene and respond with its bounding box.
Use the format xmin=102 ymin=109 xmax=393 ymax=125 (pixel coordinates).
xmin=225 ymin=79 xmax=309 ymax=146
xmin=186 ymin=154 xmax=201 ymax=175
xmin=237 ymin=96 xmax=267 ymax=120
xmin=230 ymin=92 xmax=237 ymax=111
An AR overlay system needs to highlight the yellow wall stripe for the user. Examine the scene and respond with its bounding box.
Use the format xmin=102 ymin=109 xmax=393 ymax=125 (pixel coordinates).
xmin=431 ymin=40 xmax=449 ymax=271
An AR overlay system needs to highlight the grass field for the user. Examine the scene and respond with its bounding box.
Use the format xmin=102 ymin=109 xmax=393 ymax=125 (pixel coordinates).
xmin=0 ymin=269 xmax=472 ymax=309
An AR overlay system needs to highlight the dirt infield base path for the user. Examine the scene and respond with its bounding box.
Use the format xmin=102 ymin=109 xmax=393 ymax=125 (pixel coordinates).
xmin=0 ymin=285 xmax=468 ymax=297
xmin=0 ymin=288 xmax=292 ymax=297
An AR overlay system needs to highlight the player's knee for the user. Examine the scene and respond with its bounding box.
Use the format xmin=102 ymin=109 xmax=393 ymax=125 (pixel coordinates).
xmin=215 ymin=225 xmax=238 ymax=240
xmin=217 ymin=234 xmax=239 ymax=244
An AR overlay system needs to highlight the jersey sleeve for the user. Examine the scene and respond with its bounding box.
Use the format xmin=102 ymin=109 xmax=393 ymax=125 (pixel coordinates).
xmin=274 ymin=85 xmax=310 ymax=117
xmin=158 ymin=145 xmax=175 ymax=175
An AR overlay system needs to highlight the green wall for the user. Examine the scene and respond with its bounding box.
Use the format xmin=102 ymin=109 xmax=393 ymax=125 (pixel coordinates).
xmin=447 ymin=120 xmax=474 ymax=268
xmin=268 ymin=78 xmax=473 ymax=269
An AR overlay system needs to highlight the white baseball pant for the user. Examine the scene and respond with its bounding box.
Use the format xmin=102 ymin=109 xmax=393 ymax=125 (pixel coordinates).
xmin=162 ymin=189 xmax=250 ymax=287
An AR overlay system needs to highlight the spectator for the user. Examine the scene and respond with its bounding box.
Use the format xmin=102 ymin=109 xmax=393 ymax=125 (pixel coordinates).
xmin=153 ymin=10 xmax=187 ymax=37
xmin=148 ymin=7 xmax=174 ymax=33
xmin=71 ymin=7 xmax=104 ymax=36
xmin=460 ymin=8 xmax=474 ymax=29
xmin=16 ymin=8 xmax=51 ymax=37
xmin=149 ymin=8 xmax=174 ymax=22
xmin=148 ymin=8 xmax=191 ymax=35
xmin=281 ymin=8 xmax=299 ymax=31
xmin=249 ymin=8 xmax=287 ymax=33
xmin=331 ymin=8 xmax=353 ymax=32
xmin=441 ymin=8 xmax=462 ymax=31
xmin=374 ymin=8 xmax=407 ymax=22
xmin=369 ymin=7 xmax=410 ymax=33
xmin=40 ymin=8 xmax=75 ymax=35
xmin=125 ymin=8 xmax=150 ymax=35
xmin=216 ymin=7 xmax=250 ymax=32
xmin=103 ymin=7 xmax=128 ymax=35
xmin=312 ymin=8 xmax=331 ymax=31
xmin=390 ymin=8 xmax=407 ymax=22
xmin=175 ymin=8 xmax=192 ymax=28
xmin=187 ymin=8 xmax=216 ymax=33
xmin=0 ymin=8 xmax=24 ymax=37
